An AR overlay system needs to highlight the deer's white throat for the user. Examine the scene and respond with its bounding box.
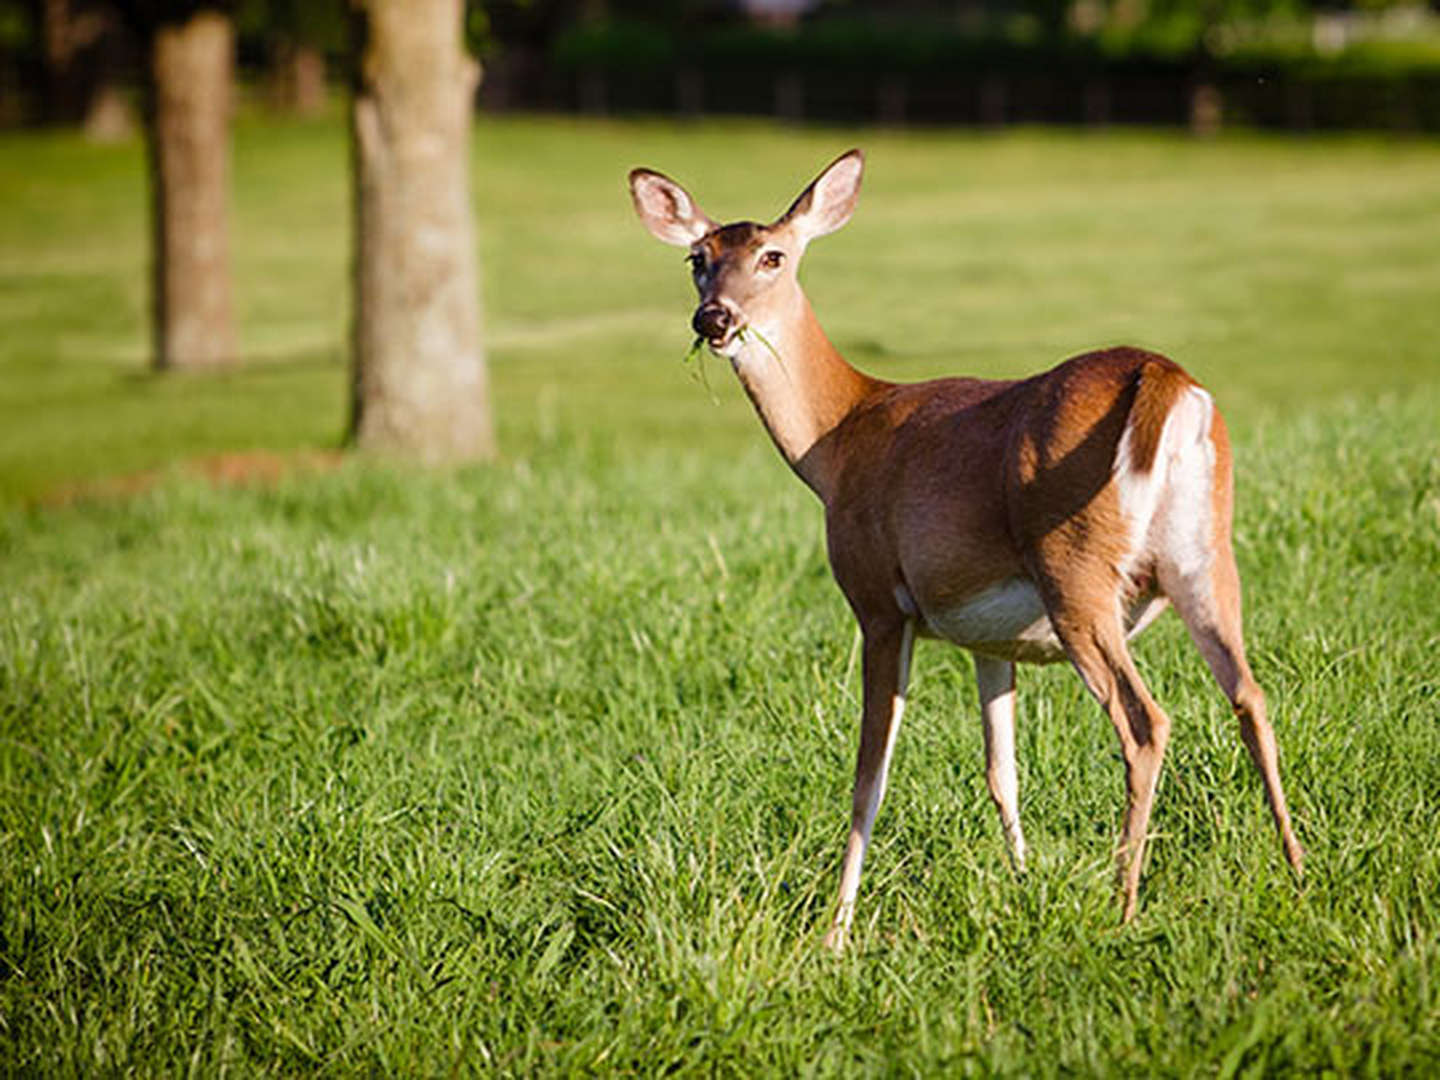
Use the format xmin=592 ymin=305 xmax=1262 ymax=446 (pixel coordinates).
xmin=720 ymin=320 xmax=830 ymax=469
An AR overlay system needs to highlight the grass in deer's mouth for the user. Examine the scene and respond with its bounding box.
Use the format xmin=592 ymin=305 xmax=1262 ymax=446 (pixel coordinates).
xmin=684 ymin=333 xmax=717 ymax=398
xmin=680 ymin=325 xmax=785 ymax=397
xmin=684 ymin=334 xmax=707 ymax=365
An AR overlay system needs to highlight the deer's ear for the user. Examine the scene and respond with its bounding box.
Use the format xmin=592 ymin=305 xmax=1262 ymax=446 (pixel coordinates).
xmin=629 ymin=168 xmax=716 ymax=247
xmin=778 ymin=149 xmax=864 ymax=245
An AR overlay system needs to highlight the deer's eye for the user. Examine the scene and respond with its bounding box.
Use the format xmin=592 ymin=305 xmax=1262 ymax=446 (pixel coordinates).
xmin=759 ymin=250 xmax=785 ymax=271
xmin=687 ymin=253 xmax=705 ymax=274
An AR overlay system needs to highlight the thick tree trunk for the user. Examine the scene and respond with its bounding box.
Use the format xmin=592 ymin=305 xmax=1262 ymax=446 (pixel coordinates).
xmin=146 ymin=9 xmax=236 ymax=369
xmin=349 ymin=0 xmax=494 ymax=462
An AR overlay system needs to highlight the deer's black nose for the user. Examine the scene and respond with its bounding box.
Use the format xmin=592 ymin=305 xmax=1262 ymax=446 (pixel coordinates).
xmin=692 ymin=303 xmax=732 ymax=341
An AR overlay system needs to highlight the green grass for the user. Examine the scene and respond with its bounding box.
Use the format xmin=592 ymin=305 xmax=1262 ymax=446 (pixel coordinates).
xmin=2 ymin=116 xmax=1439 ymax=1073
xmin=3 ymin=117 xmax=1439 ymax=499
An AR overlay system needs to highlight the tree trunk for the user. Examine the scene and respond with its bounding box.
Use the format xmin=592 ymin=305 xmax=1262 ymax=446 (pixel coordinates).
xmin=42 ymin=0 xmax=82 ymax=122
xmin=270 ymin=38 xmax=327 ymax=116
xmin=146 ymin=9 xmax=236 ymax=369
xmin=85 ymin=81 xmax=137 ymax=142
xmin=1189 ymin=82 xmax=1222 ymax=137
xmin=348 ymin=0 xmax=493 ymax=461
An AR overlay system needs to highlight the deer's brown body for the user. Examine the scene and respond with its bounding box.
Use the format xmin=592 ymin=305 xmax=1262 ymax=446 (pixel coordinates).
xmin=629 ymin=150 xmax=1302 ymax=950
xmin=814 ymin=351 xmax=1191 ymax=660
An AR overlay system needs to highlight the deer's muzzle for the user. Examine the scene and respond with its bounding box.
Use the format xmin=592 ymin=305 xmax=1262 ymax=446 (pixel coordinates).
xmin=692 ymin=302 xmax=733 ymax=343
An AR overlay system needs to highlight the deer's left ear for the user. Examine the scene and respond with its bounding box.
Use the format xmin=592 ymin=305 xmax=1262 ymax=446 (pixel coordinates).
xmin=778 ymin=149 xmax=864 ymax=245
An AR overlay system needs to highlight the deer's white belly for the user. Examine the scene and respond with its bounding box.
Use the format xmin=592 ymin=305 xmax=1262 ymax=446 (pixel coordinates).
xmin=921 ymin=577 xmax=1167 ymax=665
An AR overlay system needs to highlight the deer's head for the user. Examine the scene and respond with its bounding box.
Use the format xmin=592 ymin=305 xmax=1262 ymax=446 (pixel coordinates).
xmin=628 ymin=150 xmax=864 ymax=357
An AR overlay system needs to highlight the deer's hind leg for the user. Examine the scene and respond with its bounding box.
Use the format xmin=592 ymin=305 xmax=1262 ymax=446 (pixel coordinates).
xmin=1052 ymin=599 xmax=1174 ymax=921
xmin=1155 ymin=417 xmax=1303 ymax=876
xmin=1028 ymin=537 xmax=1175 ymax=921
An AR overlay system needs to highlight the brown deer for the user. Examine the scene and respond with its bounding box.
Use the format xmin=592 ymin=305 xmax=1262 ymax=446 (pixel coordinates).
xmin=627 ymin=149 xmax=1303 ymax=950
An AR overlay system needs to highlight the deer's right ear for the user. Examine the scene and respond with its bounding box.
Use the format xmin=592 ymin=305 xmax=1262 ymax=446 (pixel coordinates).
xmin=629 ymin=168 xmax=716 ymax=247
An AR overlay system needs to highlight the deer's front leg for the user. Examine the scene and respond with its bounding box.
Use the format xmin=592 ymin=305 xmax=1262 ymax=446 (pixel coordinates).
xmin=974 ymin=655 xmax=1027 ymax=870
xmin=825 ymin=618 xmax=915 ymax=952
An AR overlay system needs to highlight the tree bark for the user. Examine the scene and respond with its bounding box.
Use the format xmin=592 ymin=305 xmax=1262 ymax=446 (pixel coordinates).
xmin=146 ymin=9 xmax=236 ymax=369
xmin=348 ymin=0 xmax=494 ymax=462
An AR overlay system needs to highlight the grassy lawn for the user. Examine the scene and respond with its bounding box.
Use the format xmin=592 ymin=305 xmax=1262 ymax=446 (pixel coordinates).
xmin=2 ymin=115 xmax=1438 ymax=1072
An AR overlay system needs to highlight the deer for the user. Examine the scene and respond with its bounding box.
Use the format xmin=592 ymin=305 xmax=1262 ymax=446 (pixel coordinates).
xmin=627 ymin=149 xmax=1304 ymax=951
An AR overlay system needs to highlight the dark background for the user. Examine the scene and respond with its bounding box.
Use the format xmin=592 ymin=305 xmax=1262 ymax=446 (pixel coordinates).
xmin=5 ymin=0 xmax=1440 ymax=133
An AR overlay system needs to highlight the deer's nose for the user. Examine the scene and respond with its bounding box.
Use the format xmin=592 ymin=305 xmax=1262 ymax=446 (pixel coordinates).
xmin=692 ymin=303 xmax=732 ymax=341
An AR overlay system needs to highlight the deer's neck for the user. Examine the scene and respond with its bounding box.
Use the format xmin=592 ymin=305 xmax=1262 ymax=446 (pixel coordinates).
xmin=728 ymin=291 xmax=878 ymax=502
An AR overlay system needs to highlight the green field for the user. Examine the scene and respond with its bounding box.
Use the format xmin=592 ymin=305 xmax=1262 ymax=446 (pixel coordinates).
xmin=2 ymin=116 xmax=1438 ymax=1073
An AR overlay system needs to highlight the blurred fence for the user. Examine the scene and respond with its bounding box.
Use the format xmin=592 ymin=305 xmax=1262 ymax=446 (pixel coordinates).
xmin=478 ymin=19 xmax=1440 ymax=134
xmin=486 ymin=62 xmax=1440 ymax=131
xmin=5 ymin=12 xmax=1440 ymax=134
xmin=515 ymin=67 xmax=1440 ymax=132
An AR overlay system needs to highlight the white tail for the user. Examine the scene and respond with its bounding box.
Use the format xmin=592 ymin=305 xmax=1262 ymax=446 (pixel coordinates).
xmin=628 ymin=150 xmax=1303 ymax=951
